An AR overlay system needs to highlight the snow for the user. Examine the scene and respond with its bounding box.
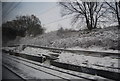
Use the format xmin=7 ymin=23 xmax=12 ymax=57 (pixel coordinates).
xmin=67 ymin=46 xmax=119 ymax=53
xmin=3 ymin=46 xmax=119 ymax=73
xmin=2 ymin=47 xmax=16 ymax=51
xmin=2 ymin=54 xmax=88 ymax=80
xmin=20 ymin=47 xmax=50 ymax=56
xmin=57 ymin=52 xmax=119 ymax=72
xmin=3 ymin=53 xmax=112 ymax=80
xmin=18 ymin=46 xmax=119 ymax=73
xmin=7 ymin=26 xmax=119 ymax=51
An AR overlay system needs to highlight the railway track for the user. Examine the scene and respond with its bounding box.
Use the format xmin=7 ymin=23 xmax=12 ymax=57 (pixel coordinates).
xmin=2 ymin=64 xmax=26 ymax=81
xmin=6 ymin=44 xmax=120 ymax=58
xmin=3 ymin=48 xmax=120 ymax=71
xmin=2 ymin=44 xmax=120 ymax=80
xmin=27 ymin=45 xmax=120 ymax=58
xmin=3 ymin=57 xmax=69 ymax=80
xmin=3 ymin=53 xmax=103 ymax=81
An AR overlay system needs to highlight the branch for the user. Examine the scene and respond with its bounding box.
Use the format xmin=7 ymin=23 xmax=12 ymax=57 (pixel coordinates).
xmin=76 ymin=2 xmax=85 ymax=14
xmin=69 ymin=2 xmax=83 ymax=14
xmin=59 ymin=2 xmax=76 ymax=13
xmin=71 ymin=14 xmax=80 ymax=25
xmin=97 ymin=8 xmax=108 ymax=19
xmin=105 ymin=1 xmax=116 ymax=12
xmin=96 ymin=3 xmax=103 ymax=14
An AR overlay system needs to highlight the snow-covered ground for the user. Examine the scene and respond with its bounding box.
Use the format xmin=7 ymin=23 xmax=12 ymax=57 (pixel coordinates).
xmin=18 ymin=47 xmax=119 ymax=72
xmin=3 ymin=46 xmax=119 ymax=73
xmin=57 ymin=52 xmax=119 ymax=73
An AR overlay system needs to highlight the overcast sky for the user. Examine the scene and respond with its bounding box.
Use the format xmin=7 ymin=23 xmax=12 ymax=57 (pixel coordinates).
xmin=2 ymin=2 xmax=75 ymax=32
xmin=2 ymin=0 xmax=118 ymax=32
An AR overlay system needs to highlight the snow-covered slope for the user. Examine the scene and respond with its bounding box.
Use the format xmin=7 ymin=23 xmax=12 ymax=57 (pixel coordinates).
xmin=7 ymin=26 xmax=119 ymax=50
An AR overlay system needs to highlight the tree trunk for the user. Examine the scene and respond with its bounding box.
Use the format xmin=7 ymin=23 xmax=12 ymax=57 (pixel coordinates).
xmin=115 ymin=2 xmax=120 ymax=28
xmin=85 ymin=14 xmax=92 ymax=30
xmin=86 ymin=19 xmax=92 ymax=30
xmin=93 ymin=16 xmax=98 ymax=29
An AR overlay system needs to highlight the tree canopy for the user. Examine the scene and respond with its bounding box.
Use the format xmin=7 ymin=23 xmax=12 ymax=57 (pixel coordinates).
xmin=59 ymin=0 xmax=119 ymax=30
xmin=2 ymin=15 xmax=45 ymax=44
xmin=105 ymin=0 xmax=120 ymax=27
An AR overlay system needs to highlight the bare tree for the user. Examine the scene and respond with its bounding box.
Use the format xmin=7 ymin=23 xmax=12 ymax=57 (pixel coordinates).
xmin=59 ymin=1 xmax=107 ymax=30
xmin=105 ymin=0 xmax=120 ymax=27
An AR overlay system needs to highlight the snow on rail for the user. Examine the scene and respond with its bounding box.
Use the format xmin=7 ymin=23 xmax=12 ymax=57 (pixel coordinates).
xmin=3 ymin=53 xmax=102 ymax=80
xmin=2 ymin=44 xmax=120 ymax=80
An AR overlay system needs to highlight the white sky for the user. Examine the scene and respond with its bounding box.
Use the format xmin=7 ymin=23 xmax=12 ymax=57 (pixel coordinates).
xmin=2 ymin=0 xmax=119 ymax=32
xmin=2 ymin=1 xmax=75 ymax=32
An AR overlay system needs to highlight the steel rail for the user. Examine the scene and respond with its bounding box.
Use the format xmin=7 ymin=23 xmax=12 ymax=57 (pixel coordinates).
xmin=3 ymin=57 xmax=71 ymax=81
xmin=27 ymin=45 xmax=120 ymax=57
xmin=5 ymin=44 xmax=120 ymax=57
xmin=3 ymin=54 xmax=96 ymax=81
xmin=2 ymin=64 xmax=27 ymax=81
